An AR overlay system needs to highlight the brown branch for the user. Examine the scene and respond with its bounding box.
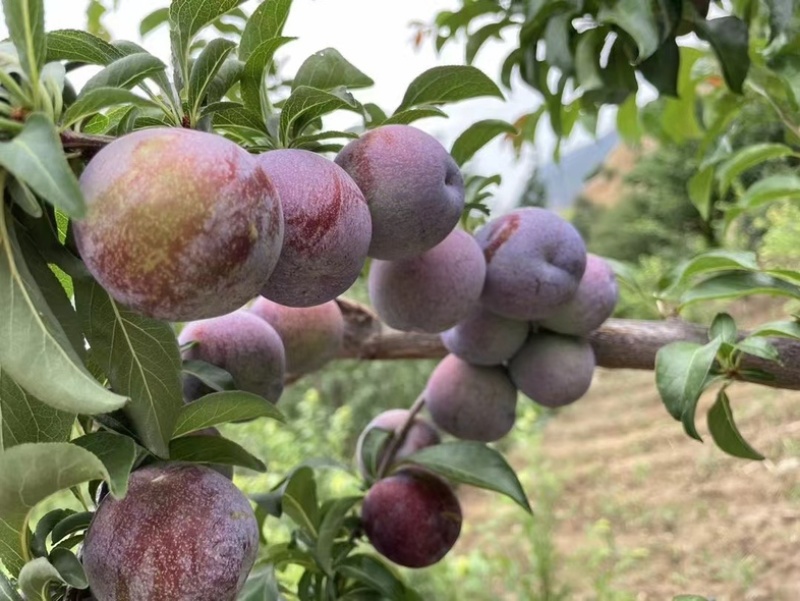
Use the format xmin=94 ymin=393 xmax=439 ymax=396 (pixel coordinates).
xmin=60 ymin=130 xmax=114 ymax=158
xmin=335 ymin=298 xmax=800 ymax=391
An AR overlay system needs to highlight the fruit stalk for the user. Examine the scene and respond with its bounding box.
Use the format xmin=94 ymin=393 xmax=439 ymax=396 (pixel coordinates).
xmin=375 ymin=392 xmax=427 ymax=479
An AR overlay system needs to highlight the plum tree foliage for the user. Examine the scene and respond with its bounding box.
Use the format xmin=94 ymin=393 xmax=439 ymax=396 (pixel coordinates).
xmin=0 ymin=0 xmax=798 ymax=600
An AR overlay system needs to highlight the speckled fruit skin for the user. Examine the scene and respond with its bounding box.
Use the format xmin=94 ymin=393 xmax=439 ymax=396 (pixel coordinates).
xmin=540 ymin=254 xmax=618 ymax=336
xmin=509 ymin=332 xmax=595 ymax=408
xmin=82 ymin=463 xmax=259 ymax=601
xmin=441 ymin=307 xmax=529 ymax=366
xmin=257 ymin=149 xmax=371 ymax=307
xmin=361 ymin=470 xmax=462 ymax=568
xmin=335 ymin=124 xmax=465 ymax=260
xmin=355 ymin=409 xmax=441 ymax=477
xmin=474 ymin=207 xmax=587 ymax=321
xmin=368 ymin=229 xmax=486 ymax=333
xmin=74 ymin=128 xmax=283 ymax=322
xmin=179 ymin=310 xmax=285 ymax=403
xmin=425 ymin=354 xmax=517 ymax=442
xmin=249 ymin=297 xmax=344 ymax=376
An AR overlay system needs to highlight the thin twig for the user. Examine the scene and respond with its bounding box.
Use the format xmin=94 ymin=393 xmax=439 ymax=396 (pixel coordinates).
xmin=375 ymin=393 xmax=427 ymax=480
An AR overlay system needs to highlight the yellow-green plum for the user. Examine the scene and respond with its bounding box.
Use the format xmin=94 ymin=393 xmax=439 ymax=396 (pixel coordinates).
xmin=441 ymin=308 xmax=529 ymax=366
xmin=179 ymin=310 xmax=285 ymax=404
xmin=355 ymin=409 xmax=441 ymax=478
xmin=74 ymin=128 xmax=283 ymax=321
xmin=474 ymin=207 xmax=586 ymax=321
xmin=540 ymin=254 xmax=618 ymax=336
xmin=249 ymin=297 xmax=344 ymax=376
xmin=82 ymin=463 xmax=259 ymax=601
xmin=257 ymin=149 xmax=371 ymax=307
xmin=424 ymin=354 xmax=517 ymax=442
xmin=335 ymin=125 xmax=465 ymax=260
xmin=361 ymin=470 xmax=462 ymax=568
xmin=368 ymin=229 xmax=486 ymax=333
xmin=509 ymin=332 xmax=595 ymax=408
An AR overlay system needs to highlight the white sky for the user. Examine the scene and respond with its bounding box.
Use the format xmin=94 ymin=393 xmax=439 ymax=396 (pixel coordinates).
xmin=4 ymin=0 xmax=616 ymax=211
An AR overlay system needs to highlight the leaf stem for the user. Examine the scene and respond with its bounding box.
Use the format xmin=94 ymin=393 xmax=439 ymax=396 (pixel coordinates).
xmin=375 ymin=393 xmax=426 ymax=480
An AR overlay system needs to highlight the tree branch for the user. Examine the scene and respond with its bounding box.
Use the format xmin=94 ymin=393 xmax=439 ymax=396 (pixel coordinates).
xmin=335 ymin=298 xmax=800 ymax=391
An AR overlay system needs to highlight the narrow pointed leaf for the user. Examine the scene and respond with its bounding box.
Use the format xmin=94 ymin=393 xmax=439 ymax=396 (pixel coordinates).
xmin=2 ymin=0 xmax=45 ymax=85
xmin=188 ymin=38 xmax=236 ymax=114
xmin=707 ymin=390 xmax=765 ymax=460
xmin=401 ymin=441 xmax=531 ymax=512
xmin=239 ymin=0 xmax=292 ymax=61
xmin=397 ymin=65 xmax=503 ymax=112
xmin=0 ymin=571 xmax=22 ymax=601
xmin=279 ymin=86 xmax=359 ymax=145
xmin=293 ymin=48 xmax=373 ymax=91
xmin=659 ymin=250 xmax=759 ymax=297
xmin=71 ymin=432 xmax=137 ymax=498
xmin=717 ymin=143 xmax=797 ymax=195
xmin=168 ymin=435 xmax=266 ymax=472
xmin=240 ymin=36 xmax=295 ymax=112
xmin=139 ymin=7 xmax=169 ymax=38
xmin=45 ymin=29 xmax=122 ymax=65
xmin=281 ymin=466 xmax=319 ymax=537
xmin=680 ymin=273 xmax=800 ymax=307
xmin=61 ymin=87 xmax=157 ymax=127
xmin=173 ymin=391 xmax=285 ymax=438
xmin=74 ymin=279 xmax=182 ymax=459
xmin=451 ymin=119 xmax=517 ymax=166
xmin=0 ymin=443 xmax=109 ymax=576
xmin=382 ymin=106 xmax=447 ymax=125
xmin=81 ymin=52 xmax=166 ymax=95
xmin=693 ymin=16 xmax=750 ymax=93
xmin=317 ymin=496 xmax=362 ymax=574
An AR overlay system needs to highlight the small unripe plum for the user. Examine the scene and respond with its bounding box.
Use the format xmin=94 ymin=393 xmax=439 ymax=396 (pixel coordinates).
xmin=425 ymin=354 xmax=517 ymax=442
xmin=509 ymin=332 xmax=595 ymax=408
xmin=82 ymin=463 xmax=259 ymax=601
xmin=441 ymin=308 xmax=529 ymax=366
xmin=179 ymin=310 xmax=285 ymax=403
xmin=355 ymin=409 xmax=441 ymax=477
xmin=540 ymin=254 xmax=618 ymax=336
xmin=361 ymin=470 xmax=462 ymax=568
xmin=474 ymin=207 xmax=586 ymax=321
xmin=368 ymin=229 xmax=486 ymax=333
xmin=249 ymin=297 xmax=344 ymax=376
xmin=74 ymin=127 xmax=283 ymax=321
xmin=257 ymin=149 xmax=371 ymax=307
xmin=335 ymin=124 xmax=465 ymax=260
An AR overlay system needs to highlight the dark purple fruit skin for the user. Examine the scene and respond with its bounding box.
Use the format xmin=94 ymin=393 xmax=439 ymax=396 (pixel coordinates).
xmin=441 ymin=308 xmax=529 ymax=366
xmin=540 ymin=253 xmax=618 ymax=336
xmin=355 ymin=409 xmax=441 ymax=478
xmin=257 ymin=149 xmax=371 ymax=307
xmin=368 ymin=229 xmax=486 ymax=333
xmin=474 ymin=207 xmax=586 ymax=321
xmin=179 ymin=310 xmax=285 ymax=404
xmin=509 ymin=332 xmax=595 ymax=408
xmin=425 ymin=354 xmax=517 ymax=442
xmin=83 ymin=463 xmax=259 ymax=601
xmin=249 ymin=297 xmax=344 ymax=376
xmin=74 ymin=128 xmax=283 ymax=322
xmin=335 ymin=124 xmax=465 ymax=260
xmin=361 ymin=470 xmax=462 ymax=568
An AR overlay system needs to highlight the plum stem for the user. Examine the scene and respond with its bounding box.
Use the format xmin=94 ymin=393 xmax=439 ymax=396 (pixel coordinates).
xmin=375 ymin=392 xmax=426 ymax=480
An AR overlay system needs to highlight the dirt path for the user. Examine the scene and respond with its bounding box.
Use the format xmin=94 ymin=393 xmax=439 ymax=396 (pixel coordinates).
xmin=458 ymin=368 xmax=800 ymax=600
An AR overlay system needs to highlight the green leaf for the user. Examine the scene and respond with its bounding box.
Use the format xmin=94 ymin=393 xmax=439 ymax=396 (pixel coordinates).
xmin=238 ymin=567 xmax=283 ymax=601
xmin=47 ymin=548 xmax=87 ymax=589
xmin=717 ymin=143 xmax=798 ymax=195
xmin=45 ymin=29 xmax=122 ymax=65
xmin=2 ymin=0 xmax=45 ymax=87
xmin=81 ymin=52 xmax=166 ymax=95
xmin=358 ymin=427 xmax=392 ymax=483
xmin=466 ymin=20 xmax=509 ymax=65
xmin=338 ymin=555 xmax=406 ymax=601
xmin=71 ymin=432 xmax=136 ymax=498
xmin=0 ymin=114 xmax=84 ymax=218
xmin=401 ymin=441 xmax=531 ymax=512
xmin=0 ymin=571 xmax=22 ymax=601
xmin=212 ymin=105 xmax=267 ymax=134
xmin=707 ymin=389 xmax=765 ymax=460
xmin=575 ymin=28 xmax=606 ymax=91
xmin=169 ymin=0 xmax=247 ymax=88
xmin=659 ymin=250 xmax=759 ymax=297
xmin=293 ymin=48 xmax=373 ymax=91
xmin=396 ymin=65 xmax=503 ymax=112
xmin=282 ymin=466 xmax=319 ymax=537
xmin=735 ymin=336 xmax=780 ymax=362
xmin=73 ymin=278 xmax=182 ymax=459
xmin=688 ymin=165 xmax=715 ymax=220
xmin=18 ymin=557 xmax=68 ymax=601
xmin=0 ymin=443 xmax=109 ymax=576
xmin=139 ymin=7 xmax=169 ymax=38
xmin=7 ymin=178 xmax=41 ymax=219
xmin=0 ymin=369 xmax=73 ymax=452
xmin=709 ymin=313 xmax=737 ymax=345
xmin=726 ymin=174 xmax=800 ymax=227
xmin=49 ymin=512 xmax=92 ymax=547
xmin=680 ymin=273 xmax=800 ymax=307
xmin=639 ymin=37 xmax=680 ymax=96
xmin=655 ymin=339 xmax=722 ymax=440
xmin=173 ymin=391 xmax=285 ymax=438
xmin=61 ymin=87 xmax=156 ymax=127
xmin=693 ymin=16 xmax=750 ymax=94
xmin=240 ymin=36 xmax=295 ymax=113
xmin=316 ymin=495 xmax=362 ymax=574
xmin=168 ymin=435 xmax=266 ymax=472
xmin=450 ymin=119 xmax=517 ymax=166
xmin=381 ymin=106 xmax=448 ymax=126
xmin=30 ymin=509 xmax=71 ymax=558
xmin=181 ymin=359 xmax=235 ymax=393
xmin=748 ymin=320 xmax=800 ymax=340
xmin=239 ymin=0 xmax=292 ymax=62
xmin=205 ymin=59 xmax=244 ymax=103
xmin=0 ymin=207 xmax=127 ymax=418
xmin=188 ymin=38 xmax=236 ymax=116
xmin=279 ymin=86 xmax=360 ymax=145
xmin=598 ymin=0 xmax=660 ymax=61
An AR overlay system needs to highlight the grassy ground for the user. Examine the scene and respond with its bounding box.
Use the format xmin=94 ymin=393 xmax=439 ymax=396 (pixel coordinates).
xmin=418 ymin=368 xmax=800 ymax=600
